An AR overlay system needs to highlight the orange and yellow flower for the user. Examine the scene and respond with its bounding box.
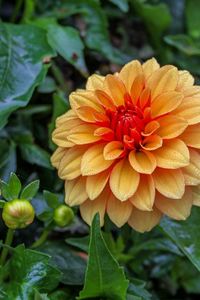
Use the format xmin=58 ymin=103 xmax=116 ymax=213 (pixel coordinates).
xmin=51 ymin=58 xmax=200 ymax=232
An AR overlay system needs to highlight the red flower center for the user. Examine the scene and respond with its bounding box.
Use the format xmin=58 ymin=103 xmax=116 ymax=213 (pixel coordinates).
xmin=106 ymin=95 xmax=151 ymax=150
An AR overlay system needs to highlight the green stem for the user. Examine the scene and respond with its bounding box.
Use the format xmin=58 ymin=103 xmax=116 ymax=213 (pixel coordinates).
xmin=51 ymin=62 xmax=69 ymax=93
xmin=31 ymin=228 xmax=50 ymax=249
xmin=10 ymin=0 xmax=24 ymax=23
xmin=0 ymin=229 xmax=14 ymax=266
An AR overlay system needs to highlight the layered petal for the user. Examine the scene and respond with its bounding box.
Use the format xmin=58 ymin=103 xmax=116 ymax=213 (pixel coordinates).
xmin=104 ymin=74 xmax=126 ymax=106
xmin=80 ymin=188 xmax=108 ymax=226
xmin=173 ymin=97 xmax=200 ymax=125
xmin=153 ymin=168 xmax=185 ymax=199
xmin=180 ymin=124 xmax=200 ymax=148
xmin=129 ymin=150 xmax=156 ymax=174
xmin=182 ymin=149 xmax=200 ymax=185
xmin=142 ymin=57 xmax=160 ymax=80
xmin=107 ymin=194 xmax=132 ymax=227
xmin=86 ymin=74 xmax=104 ymax=90
xmin=86 ymin=170 xmax=110 ymax=200
xmin=119 ymin=60 xmax=143 ymax=91
xmin=81 ymin=143 xmax=114 ymax=175
xmin=67 ymin=124 xmax=100 ymax=144
xmin=128 ymin=207 xmax=162 ymax=233
xmin=51 ymin=147 xmax=66 ymax=169
xmin=103 ymin=141 xmax=125 ymax=160
xmin=155 ymin=188 xmax=192 ymax=220
xmin=157 ymin=115 xmax=188 ymax=139
xmin=65 ymin=177 xmax=87 ymax=206
xmin=153 ymin=139 xmax=190 ymax=169
xmin=109 ymin=158 xmax=140 ymax=201
xmin=192 ymin=185 xmax=200 ymax=206
xmin=70 ymin=90 xmax=103 ymax=112
xmin=130 ymin=175 xmax=155 ymax=211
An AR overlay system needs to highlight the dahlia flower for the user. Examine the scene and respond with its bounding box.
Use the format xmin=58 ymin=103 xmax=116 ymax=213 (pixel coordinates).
xmin=51 ymin=58 xmax=200 ymax=233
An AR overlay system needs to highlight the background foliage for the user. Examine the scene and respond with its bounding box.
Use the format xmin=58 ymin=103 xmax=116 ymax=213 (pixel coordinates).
xmin=0 ymin=0 xmax=200 ymax=299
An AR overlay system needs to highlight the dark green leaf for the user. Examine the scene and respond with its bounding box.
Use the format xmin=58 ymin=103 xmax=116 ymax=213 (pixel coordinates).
xmin=164 ymin=34 xmax=200 ymax=55
xmin=34 ymin=290 xmax=49 ymax=300
xmin=0 ymin=181 xmax=13 ymax=201
xmin=20 ymin=143 xmax=53 ymax=169
xmin=127 ymin=279 xmax=152 ymax=300
xmin=43 ymin=190 xmax=59 ymax=209
xmin=20 ymin=180 xmax=40 ymax=200
xmin=47 ymin=25 xmax=88 ymax=76
xmin=78 ymin=214 xmax=129 ymax=300
xmin=160 ymin=207 xmax=200 ymax=272
xmin=0 ymin=23 xmax=55 ymax=129
xmin=0 ymin=142 xmax=17 ymax=181
xmin=66 ymin=236 xmax=89 ymax=253
xmin=2 ymin=245 xmax=61 ymax=299
xmin=38 ymin=76 xmax=57 ymax=94
xmin=39 ymin=241 xmax=87 ymax=286
xmin=8 ymin=173 xmax=22 ymax=199
xmin=109 ymin=0 xmax=129 ymax=12
xmin=186 ymin=0 xmax=200 ymax=39
xmin=0 ymin=200 xmax=6 ymax=208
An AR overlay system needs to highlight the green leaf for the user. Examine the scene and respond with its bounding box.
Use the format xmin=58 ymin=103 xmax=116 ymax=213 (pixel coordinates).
xmin=2 ymin=245 xmax=61 ymax=298
xmin=8 ymin=173 xmax=22 ymax=199
xmin=48 ymin=1 xmax=130 ymax=64
xmin=127 ymin=279 xmax=152 ymax=300
xmin=43 ymin=190 xmax=59 ymax=209
xmin=109 ymin=0 xmax=129 ymax=12
xmin=78 ymin=214 xmax=129 ymax=300
xmin=132 ymin=0 xmax=171 ymax=49
xmin=20 ymin=180 xmax=40 ymax=200
xmin=39 ymin=241 xmax=87 ymax=286
xmin=160 ymin=207 xmax=200 ymax=272
xmin=186 ymin=0 xmax=200 ymax=39
xmin=34 ymin=290 xmax=49 ymax=300
xmin=66 ymin=236 xmax=89 ymax=253
xmin=0 ymin=200 xmax=6 ymax=208
xmin=164 ymin=34 xmax=200 ymax=56
xmin=0 ymin=141 xmax=17 ymax=181
xmin=47 ymin=25 xmax=88 ymax=76
xmin=38 ymin=76 xmax=57 ymax=94
xmin=20 ymin=143 xmax=53 ymax=169
xmin=0 ymin=181 xmax=13 ymax=201
xmin=0 ymin=23 xmax=55 ymax=129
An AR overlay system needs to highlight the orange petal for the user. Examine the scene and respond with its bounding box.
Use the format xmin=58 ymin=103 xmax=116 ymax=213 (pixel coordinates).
xmin=104 ymin=74 xmax=127 ymax=106
xmin=176 ymin=70 xmax=194 ymax=91
xmin=153 ymin=139 xmax=189 ymax=169
xmin=182 ymin=149 xmax=200 ymax=185
xmin=173 ymin=97 xmax=200 ymax=125
xmin=183 ymin=86 xmax=200 ymax=97
xmin=81 ymin=143 xmax=114 ymax=175
xmin=52 ymin=118 xmax=83 ymax=147
xmin=142 ymin=121 xmax=160 ymax=136
xmin=56 ymin=109 xmax=77 ymax=127
xmin=109 ymin=158 xmax=140 ymax=201
xmin=58 ymin=146 xmax=86 ymax=180
xmin=157 ymin=115 xmax=188 ymax=139
xmin=147 ymin=66 xmax=178 ymax=100
xmin=192 ymin=185 xmax=200 ymax=206
xmin=128 ymin=207 xmax=162 ymax=233
xmin=51 ymin=147 xmax=66 ymax=169
xmin=67 ymin=124 xmax=100 ymax=144
xmin=130 ymin=75 xmax=145 ymax=104
xmin=130 ymin=175 xmax=155 ymax=211
xmin=139 ymin=87 xmax=151 ymax=110
xmin=155 ymin=188 xmax=192 ymax=220
xmin=65 ymin=177 xmax=87 ymax=206
xmin=153 ymin=168 xmax=185 ymax=199
xmin=141 ymin=134 xmax=163 ymax=151
xmin=86 ymin=170 xmax=110 ymax=200
xmin=129 ymin=150 xmax=156 ymax=174
xmin=103 ymin=141 xmax=125 ymax=160
xmin=69 ymin=90 xmax=103 ymax=112
xmin=180 ymin=124 xmax=200 ymax=149
xmin=107 ymin=194 xmax=132 ymax=227
xmin=119 ymin=60 xmax=143 ymax=92
xmin=80 ymin=188 xmax=108 ymax=226
xmin=151 ymin=91 xmax=183 ymax=118
xmin=142 ymin=57 xmax=160 ymax=80
xmin=76 ymin=106 xmax=109 ymax=124
xmin=86 ymin=74 xmax=104 ymax=90
xmin=94 ymin=127 xmax=115 ymax=142
xmin=95 ymin=90 xmax=116 ymax=111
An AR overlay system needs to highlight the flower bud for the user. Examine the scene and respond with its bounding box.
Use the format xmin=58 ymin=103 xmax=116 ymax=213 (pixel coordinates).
xmin=53 ymin=204 xmax=74 ymax=227
xmin=2 ymin=199 xmax=35 ymax=229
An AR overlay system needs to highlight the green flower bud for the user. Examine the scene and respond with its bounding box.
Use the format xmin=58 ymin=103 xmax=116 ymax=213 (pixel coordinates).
xmin=2 ymin=199 xmax=35 ymax=229
xmin=53 ymin=204 xmax=74 ymax=227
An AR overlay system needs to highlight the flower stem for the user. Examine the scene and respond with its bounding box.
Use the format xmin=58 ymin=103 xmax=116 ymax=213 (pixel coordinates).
xmin=31 ymin=228 xmax=50 ymax=249
xmin=0 ymin=229 xmax=14 ymax=266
